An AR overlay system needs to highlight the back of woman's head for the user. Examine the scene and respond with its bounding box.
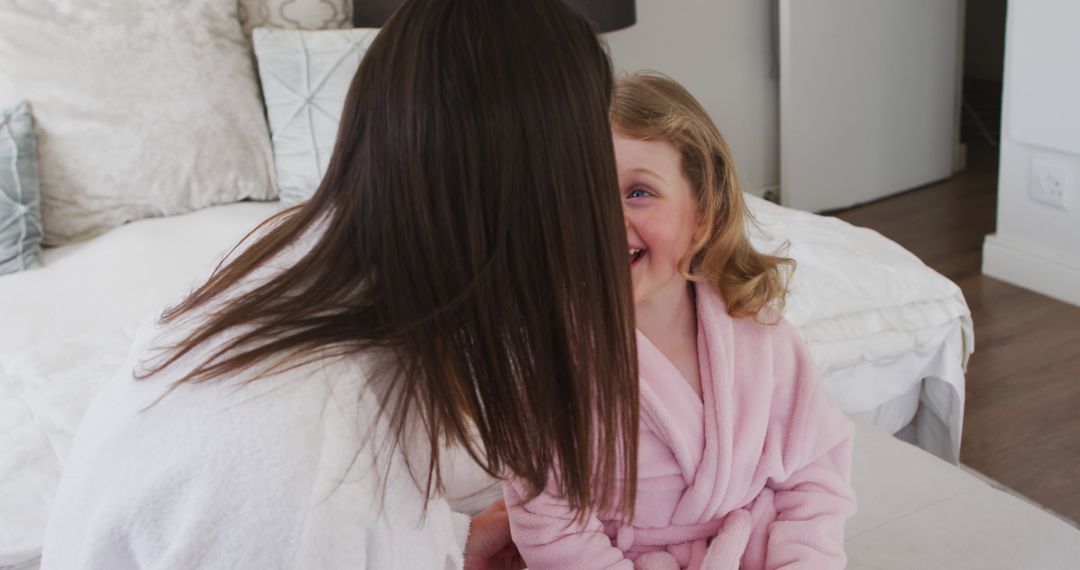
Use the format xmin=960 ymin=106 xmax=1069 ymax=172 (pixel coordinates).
xmin=151 ymin=0 xmax=638 ymax=518
xmin=611 ymin=72 xmax=793 ymax=320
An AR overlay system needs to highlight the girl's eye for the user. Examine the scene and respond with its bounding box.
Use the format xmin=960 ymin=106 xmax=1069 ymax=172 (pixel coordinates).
xmin=627 ymin=187 xmax=651 ymax=199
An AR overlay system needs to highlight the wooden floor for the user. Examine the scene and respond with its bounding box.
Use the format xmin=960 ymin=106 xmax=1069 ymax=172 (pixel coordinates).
xmin=830 ymin=143 xmax=1080 ymax=524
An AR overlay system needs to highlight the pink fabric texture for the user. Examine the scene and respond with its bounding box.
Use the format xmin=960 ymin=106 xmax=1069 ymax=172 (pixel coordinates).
xmin=504 ymin=285 xmax=856 ymax=569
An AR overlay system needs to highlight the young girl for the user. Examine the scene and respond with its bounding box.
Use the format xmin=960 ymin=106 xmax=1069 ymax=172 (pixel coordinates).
xmin=504 ymin=73 xmax=856 ymax=570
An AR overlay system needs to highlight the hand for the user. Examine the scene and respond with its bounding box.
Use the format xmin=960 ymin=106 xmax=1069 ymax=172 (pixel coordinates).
xmin=464 ymin=499 xmax=525 ymax=570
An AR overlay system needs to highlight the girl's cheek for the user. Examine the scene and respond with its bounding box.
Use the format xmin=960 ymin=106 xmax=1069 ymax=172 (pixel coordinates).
xmin=639 ymin=212 xmax=673 ymax=241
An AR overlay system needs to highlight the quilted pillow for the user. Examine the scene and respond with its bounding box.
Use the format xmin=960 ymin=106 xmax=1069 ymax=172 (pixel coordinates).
xmin=0 ymin=101 xmax=42 ymax=275
xmin=0 ymin=0 xmax=277 ymax=245
xmin=238 ymin=0 xmax=353 ymax=39
xmin=253 ymin=27 xmax=379 ymax=205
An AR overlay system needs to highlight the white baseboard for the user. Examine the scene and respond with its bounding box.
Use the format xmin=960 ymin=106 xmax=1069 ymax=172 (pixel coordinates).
xmin=983 ymin=233 xmax=1080 ymax=307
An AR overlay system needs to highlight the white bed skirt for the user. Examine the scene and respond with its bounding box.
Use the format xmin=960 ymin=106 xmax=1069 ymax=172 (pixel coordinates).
xmin=820 ymin=319 xmax=968 ymax=463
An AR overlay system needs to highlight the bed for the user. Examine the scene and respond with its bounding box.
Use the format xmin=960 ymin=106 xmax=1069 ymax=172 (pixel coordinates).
xmin=0 ymin=197 xmax=997 ymax=569
xmin=2 ymin=0 xmax=1076 ymax=567
xmin=1 ymin=202 xmax=1074 ymax=569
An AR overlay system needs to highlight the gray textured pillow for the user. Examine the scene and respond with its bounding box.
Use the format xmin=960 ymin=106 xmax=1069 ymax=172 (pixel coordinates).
xmin=0 ymin=0 xmax=278 ymax=245
xmin=0 ymin=101 xmax=42 ymax=275
xmin=254 ymin=27 xmax=379 ymax=205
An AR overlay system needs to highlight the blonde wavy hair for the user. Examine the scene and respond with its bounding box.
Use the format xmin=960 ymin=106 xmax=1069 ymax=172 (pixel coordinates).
xmin=611 ymin=72 xmax=794 ymax=321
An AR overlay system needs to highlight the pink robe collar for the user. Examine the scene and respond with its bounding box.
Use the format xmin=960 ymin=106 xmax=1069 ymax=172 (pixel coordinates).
xmin=637 ymin=284 xmax=762 ymax=526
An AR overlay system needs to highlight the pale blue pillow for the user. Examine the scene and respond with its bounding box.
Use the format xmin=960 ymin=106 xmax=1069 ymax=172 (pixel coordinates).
xmin=253 ymin=27 xmax=380 ymax=205
xmin=0 ymin=101 xmax=42 ymax=275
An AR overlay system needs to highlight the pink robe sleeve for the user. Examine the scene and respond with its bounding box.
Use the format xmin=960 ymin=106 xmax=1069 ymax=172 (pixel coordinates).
xmin=503 ymin=479 xmax=634 ymax=569
xmin=755 ymin=322 xmax=857 ymax=570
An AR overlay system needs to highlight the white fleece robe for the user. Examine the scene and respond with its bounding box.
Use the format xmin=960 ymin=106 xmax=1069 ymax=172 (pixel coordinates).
xmin=40 ymin=310 xmax=476 ymax=569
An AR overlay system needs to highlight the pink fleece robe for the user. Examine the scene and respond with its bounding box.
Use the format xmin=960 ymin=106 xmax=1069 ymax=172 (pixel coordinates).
xmin=504 ymin=284 xmax=856 ymax=569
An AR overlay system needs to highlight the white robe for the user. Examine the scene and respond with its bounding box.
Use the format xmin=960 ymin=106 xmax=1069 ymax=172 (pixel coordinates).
xmin=40 ymin=312 xmax=480 ymax=569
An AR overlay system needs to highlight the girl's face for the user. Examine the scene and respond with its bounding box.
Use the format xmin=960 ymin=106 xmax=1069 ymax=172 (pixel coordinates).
xmin=614 ymin=131 xmax=702 ymax=307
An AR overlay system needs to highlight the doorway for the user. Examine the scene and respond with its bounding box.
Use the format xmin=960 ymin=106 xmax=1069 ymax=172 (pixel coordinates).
xmin=960 ymin=0 xmax=1007 ymax=151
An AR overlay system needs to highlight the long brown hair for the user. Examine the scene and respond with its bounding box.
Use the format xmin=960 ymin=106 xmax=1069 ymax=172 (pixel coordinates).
xmin=612 ymin=72 xmax=794 ymax=320
xmin=142 ymin=0 xmax=638 ymax=518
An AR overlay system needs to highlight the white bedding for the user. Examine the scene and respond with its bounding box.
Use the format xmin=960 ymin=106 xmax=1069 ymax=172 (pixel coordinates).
xmin=822 ymin=318 xmax=968 ymax=462
xmin=0 ymin=197 xmax=973 ymax=565
xmin=746 ymin=195 xmax=972 ymax=462
xmin=746 ymin=195 xmax=973 ymax=363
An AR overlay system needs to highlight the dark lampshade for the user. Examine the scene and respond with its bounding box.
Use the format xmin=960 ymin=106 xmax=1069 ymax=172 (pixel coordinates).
xmin=570 ymin=0 xmax=636 ymax=33
xmin=352 ymin=0 xmax=636 ymax=33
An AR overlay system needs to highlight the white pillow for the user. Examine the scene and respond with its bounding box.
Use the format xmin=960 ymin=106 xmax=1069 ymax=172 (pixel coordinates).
xmin=253 ymin=27 xmax=379 ymax=205
xmin=0 ymin=1 xmax=278 ymax=245
xmin=238 ymin=0 xmax=353 ymax=39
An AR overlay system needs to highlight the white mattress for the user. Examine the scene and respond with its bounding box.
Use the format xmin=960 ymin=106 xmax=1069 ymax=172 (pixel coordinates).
xmin=0 ymin=197 xmax=973 ymax=565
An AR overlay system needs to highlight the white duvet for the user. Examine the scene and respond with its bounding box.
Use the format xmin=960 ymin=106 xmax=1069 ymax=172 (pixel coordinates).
xmin=746 ymin=195 xmax=973 ymax=373
xmin=0 ymin=196 xmax=973 ymax=566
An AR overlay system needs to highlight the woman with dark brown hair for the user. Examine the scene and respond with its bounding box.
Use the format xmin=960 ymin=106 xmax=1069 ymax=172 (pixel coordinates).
xmin=40 ymin=0 xmax=639 ymax=568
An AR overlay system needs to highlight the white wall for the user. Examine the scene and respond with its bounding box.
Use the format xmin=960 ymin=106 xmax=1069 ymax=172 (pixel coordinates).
xmin=983 ymin=0 xmax=1080 ymax=307
xmin=604 ymin=0 xmax=779 ymax=196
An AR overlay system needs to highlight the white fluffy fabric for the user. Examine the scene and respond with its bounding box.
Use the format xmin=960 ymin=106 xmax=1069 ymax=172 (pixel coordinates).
xmin=40 ymin=315 xmax=471 ymax=569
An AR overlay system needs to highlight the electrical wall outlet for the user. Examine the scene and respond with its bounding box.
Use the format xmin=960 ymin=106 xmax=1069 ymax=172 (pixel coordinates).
xmin=1029 ymin=157 xmax=1071 ymax=210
